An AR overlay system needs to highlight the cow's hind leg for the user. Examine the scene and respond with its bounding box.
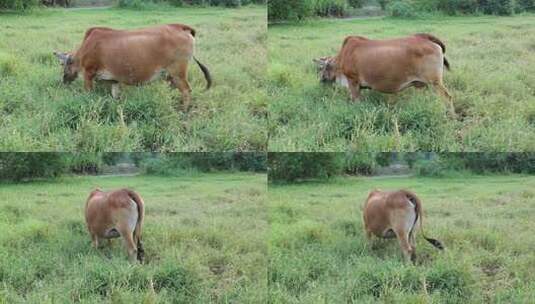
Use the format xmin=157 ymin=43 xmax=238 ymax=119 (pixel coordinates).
xmin=394 ymin=228 xmax=415 ymax=263
xmin=117 ymin=224 xmax=138 ymax=263
xmin=167 ymin=60 xmax=192 ymax=111
xmin=431 ymin=79 xmax=454 ymax=115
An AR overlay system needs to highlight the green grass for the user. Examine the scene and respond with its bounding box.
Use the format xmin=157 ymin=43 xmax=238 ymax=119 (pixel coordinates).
xmin=0 ymin=6 xmax=267 ymax=151
xmin=268 ymin=15 xmax=535 ymax=151
xmin=269 ymin=174 xmax=535 ymax=303
xmin=0 ymin=172 xmax=267 ymax=303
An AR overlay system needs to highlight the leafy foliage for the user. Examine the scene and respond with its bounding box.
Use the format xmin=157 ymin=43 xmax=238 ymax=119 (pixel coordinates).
xmin=143 ymin=153 xmax=267 ymax=175
xmin=0 ymin=153 xmax=68 ymax=181
xmin=268 ymin=153 xmax=344 ymax=182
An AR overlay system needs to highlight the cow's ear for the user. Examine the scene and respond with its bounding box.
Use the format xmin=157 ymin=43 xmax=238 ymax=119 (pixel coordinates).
xmin=53 ymin=51 xmax=69 ymax=65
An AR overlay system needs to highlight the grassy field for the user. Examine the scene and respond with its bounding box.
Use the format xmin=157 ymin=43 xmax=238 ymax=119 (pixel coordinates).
xmin=269 ymin=175 xmax=535 ymax=303
xmin=0 ymin=6 xmax=267 ymax=152
xmin=0 ymin=172 xmax=267 ymax=303
xmin=268 ymin=15 xmax=535 ymax=151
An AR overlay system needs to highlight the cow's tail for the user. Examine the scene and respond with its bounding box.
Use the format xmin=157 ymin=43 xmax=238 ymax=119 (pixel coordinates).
xmin=403 ymin=190 xmax=444 ymax=250
xmin=125 ymin=189 xmax=145 ymax=262
xmin=415 ymin=33 xmax=450 ymax=71
xmin=194 ymin=56 xmax=212 ymax=90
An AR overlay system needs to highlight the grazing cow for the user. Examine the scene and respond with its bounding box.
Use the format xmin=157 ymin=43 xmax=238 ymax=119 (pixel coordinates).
xmin=314 ymin=33 xmax=453 ymax=113
xmin=363 ymin=189 xmax=444 ymax=263
xmin=54 ymin=24 xmax=212 ymax=110
xmin=85 ymin=188 xmax=145 ymax=263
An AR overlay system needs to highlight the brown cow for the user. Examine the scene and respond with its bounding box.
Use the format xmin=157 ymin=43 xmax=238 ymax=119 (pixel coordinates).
xmin=363 ymin=189 xmax=443 ymax=263
xmin=85 ymin=188 xmax=145 ymax=263
xmin=314 ymin=33 xmax=453 ymax=113
xmin=54 ymin=24 xmax=212 ymax=110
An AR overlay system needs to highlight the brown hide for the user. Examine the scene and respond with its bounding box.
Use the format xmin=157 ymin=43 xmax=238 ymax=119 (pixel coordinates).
xmin=55 ymin=24 xmax=212 ymax=110
xmin=85 ymin=188 xmax=145 ymax=263
xmin=316 ymin=34 xmax=453 ymax=113
xmin=363 ymin=189 xmax=443 ymax=263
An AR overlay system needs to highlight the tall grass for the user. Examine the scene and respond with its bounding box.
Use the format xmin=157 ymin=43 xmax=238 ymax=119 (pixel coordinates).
xmin=0 ymin=6 xmax=267 ymax=151
xmin=268 ymin=15 xmax=535 ymax=151
xmin=0 ymin=172 xmax=267 ymax=302
xmin=269 ymin=174 xmax=535 ymax=302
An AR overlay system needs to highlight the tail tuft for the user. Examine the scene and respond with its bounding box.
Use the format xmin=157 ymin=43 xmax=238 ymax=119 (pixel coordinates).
xmin=424 ymin=237 xmax=445 ymax=250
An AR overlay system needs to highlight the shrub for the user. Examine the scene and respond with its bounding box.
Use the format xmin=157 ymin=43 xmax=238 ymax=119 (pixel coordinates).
xmin=0 ymin=0 xmax=39 ymax=10
xmin=0 ymin=153 xmax=68 ymax=181
xmin=445 ymin=153 xmax=535 ymax=174
xmin=143 ymin=153 xmax=266 ymax=175
xmin=413 ymin=159 xmax=446 ymax=177
xmin=209 ymin=0 xmax=240 ymax=6
xmin=66 ymin=153 xmax=104 ymax=174
xmin=374 ymin=153 xmax=394 ymax=167
xmin=117 ymin=0 xmax=144 ymax=8
xmin=344 ymin=153 xmax=377 ymax=175
xmin=314 ymin=0 xmax=349 ymax=17
xmin=347 ymin=0 xmax=364 ymax=8
xmin=388 ymin=0 xmax=417 ymax=17
xmin=168 ymin=0 xmax=183 ymax=6
xmin=268 ymin=0 xmax=314 ymax=21
xmin=268 ymin=153 xmax=344 ymax=183
xmin=438 ymin=0 xmax=479 ymax=15
xmin=378 ymin=0 xmax=391 ymax=9
xmin=516 ymin=0 xmax=535 ymax=11
xmin=479 ymin=0 xmax=514 ymax=15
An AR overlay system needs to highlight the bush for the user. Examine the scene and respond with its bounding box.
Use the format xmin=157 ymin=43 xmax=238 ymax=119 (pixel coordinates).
xmin=0 ymin=153 xmax=68 ymax=181
xmin=143 ymin=153 xmax=266 ymax=175
xmin=344 ymin=153 xmax=377 ymax=175
xmin=444 ymin=153 xmax=535 ymax=174
xmin=211 ymin=0 xmax=241 ymax=6
xmin=116 ymin=0 xmax=146 ymax=8
xmin=516 ymin=0 xmax=535 ymax=11
xmin=378 ymin=0 xmax=390 ymax=9
xmin=413 ymin=159 xmax=447 ymax=177
xmin=388 ymin=0 xmax=417 ymax=17
xmin=268 ymin=153 xmax=344 ymax=183
xmin=314 ymin=0 xmax=349 ymax=17
xmin=0 ymin=0 xmax=39 ymax=10
xmin=347 ymin=0 xmax=364 ymax=8
xmin=479 ymin=0 xmax=514 ymax=15
xmin=439 ymin=0 xmax=479 ymax=15
xmin=268 ymin=0 xmax=314 ymax=21
xmin=66 ymin=153 xmax=104 ymax=174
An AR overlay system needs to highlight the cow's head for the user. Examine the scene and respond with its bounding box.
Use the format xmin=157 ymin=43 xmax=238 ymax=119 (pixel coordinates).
xmin=313 ymin=56 xmax=337 ymax=84
xmin=53 ymin=51 xmax=79 ymax=84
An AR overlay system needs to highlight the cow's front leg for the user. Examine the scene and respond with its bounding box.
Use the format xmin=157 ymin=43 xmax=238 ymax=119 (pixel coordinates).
xmin=91 ymin=233 xmax=99 ymax=248
xmin=111 ymin=83 xmax=121 ymax=99
xmin=348 ymin=80 xmax=361 ymax=102
xmin=83 ymin=71 xmax=95 ymax=91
